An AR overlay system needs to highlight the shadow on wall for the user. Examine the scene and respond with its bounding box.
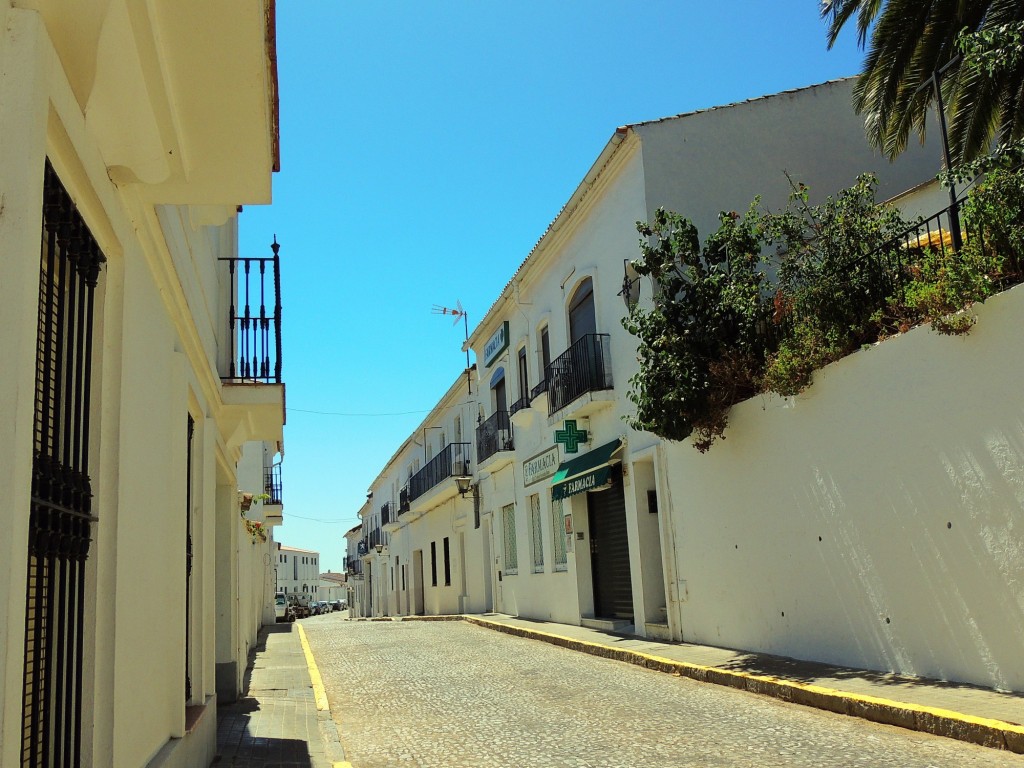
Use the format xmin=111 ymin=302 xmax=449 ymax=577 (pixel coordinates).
xmin=672 ymin=287 xmax=1024 ymax=691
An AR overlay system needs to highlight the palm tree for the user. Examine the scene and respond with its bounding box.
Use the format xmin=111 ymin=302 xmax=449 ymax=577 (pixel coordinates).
xmin=823 ymin=0 xmax=1024 ymax=168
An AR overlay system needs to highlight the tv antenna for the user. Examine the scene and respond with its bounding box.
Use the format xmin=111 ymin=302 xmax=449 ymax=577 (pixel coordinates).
xmin=432 ymin=301 xmax=472 ymax=393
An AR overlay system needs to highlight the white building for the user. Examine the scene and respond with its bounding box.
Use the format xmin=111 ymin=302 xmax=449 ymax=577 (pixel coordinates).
xmin=344 ymin=524 xmax=366 ymax=616
xmin=366 ymin=370 xmax=486 ymax=619
xmin=276 ymin=544 xmax=322 ymax=603
xmin=346 ymin=78 xmax=1024 ymax=692
xmin=319 ymin=571 xmax=348 ymax=603
xmin=0 ymin=2 xmax=286 ymax=766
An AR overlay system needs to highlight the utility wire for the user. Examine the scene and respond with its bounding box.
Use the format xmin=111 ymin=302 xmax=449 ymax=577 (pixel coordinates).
xmin=283 ymin=513 xmax=357 ymax=524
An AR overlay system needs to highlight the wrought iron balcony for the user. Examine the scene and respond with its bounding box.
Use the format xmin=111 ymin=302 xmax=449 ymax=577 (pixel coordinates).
xmin=381 ymin=501 xmax=394 ymax=526
xmin=399 ymin=487 xmax=410 ymax=514
xmin=361 ymin=527 xmax=384 ymax=553
xmin=530 ymin=378 xmax=548 ymax=401
xmin=476 ymin=411 xmax=513 ymax=464
xmin=545 ymin=333 xmax=613 ymax=415
xmin=509 ymin=396 xmax=530 ymax=417
xmin=408 ymin=442 xmax=472 ymax=502
xmin=221 ymin=239 xmax=282 ymax=383
xmin=264 ymin=461 xmax=283 ymax=505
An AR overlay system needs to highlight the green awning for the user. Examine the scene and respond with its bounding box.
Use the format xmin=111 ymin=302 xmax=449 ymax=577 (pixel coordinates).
xmin=551 ymin=439 xmax=623 ymax=501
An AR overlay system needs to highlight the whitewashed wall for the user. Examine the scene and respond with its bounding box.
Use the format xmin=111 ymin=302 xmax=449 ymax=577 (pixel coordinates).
xmin=664 ymin=284 xmax=1024 ymax=691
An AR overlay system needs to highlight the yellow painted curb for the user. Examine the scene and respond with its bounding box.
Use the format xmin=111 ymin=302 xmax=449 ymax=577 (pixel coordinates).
xmin=464 ymin=616 xmax=1024 ymax=754
xmin=296 ymin=623 xmax=330 ymax=712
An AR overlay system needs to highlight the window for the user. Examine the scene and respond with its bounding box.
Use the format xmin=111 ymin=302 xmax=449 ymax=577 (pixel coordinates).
xmin=529 ymin=494 xmax=544 ymax=573
xmin=431 ymin=541 xmax=438 ymax=586
xmin=551 ymin=499 xmax=568 ymax=571
xmin=492 ymin=375 xmax=507 ymax=414
xmin=538 ymin=325 xmax=551 ymax=387
xmin=502 ymin=504 xmax=518 ymax=575
xmin=443 ymin=537 xmax=451 ymax=586
xmin=517 ymin=346 xmax=529 ymax=400
xmin=568 ymin=278 xmax=596 ymax=343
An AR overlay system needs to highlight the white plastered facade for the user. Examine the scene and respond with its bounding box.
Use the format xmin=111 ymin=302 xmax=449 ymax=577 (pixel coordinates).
xmin=0 ymin=2 xmax=285 ymax=766
xmin=348 ymin=78 xmax=1024 ymax=692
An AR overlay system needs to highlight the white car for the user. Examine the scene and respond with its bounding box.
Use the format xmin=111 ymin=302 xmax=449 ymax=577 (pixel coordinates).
xmin=274 ymin=593 xmax=293 ymax=622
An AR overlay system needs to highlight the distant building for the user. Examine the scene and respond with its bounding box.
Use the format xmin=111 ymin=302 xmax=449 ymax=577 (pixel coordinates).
xmin=276 ymin=545 xmax=321 ymax=603
xmin=319 ymin=571 xmax=348 ymax=603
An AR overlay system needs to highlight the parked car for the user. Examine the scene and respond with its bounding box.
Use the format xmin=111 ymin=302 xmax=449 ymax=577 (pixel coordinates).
xmin=274 ymin=593 xmax=294 ymax=623
xmin=309 ymin=601 xmax=320 ymax=616
xmin=318 ymin=600 xmax=332 ymax=614
xmin=287 ymin=594 xmax=309 ymax=619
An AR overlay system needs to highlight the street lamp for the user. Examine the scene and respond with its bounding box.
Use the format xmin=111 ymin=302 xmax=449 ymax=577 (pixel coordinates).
xmin=374 ymin=543 xmax=383 ymax=555
xmin=454 ymin=475 xmax=473 ymax=497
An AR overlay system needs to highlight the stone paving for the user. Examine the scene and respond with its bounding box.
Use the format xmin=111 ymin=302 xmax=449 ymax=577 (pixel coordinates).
xmin=303 ymin=615 xmax=1024 ymax=768
xmin=214 ymin=623 xmax=345 ymax=768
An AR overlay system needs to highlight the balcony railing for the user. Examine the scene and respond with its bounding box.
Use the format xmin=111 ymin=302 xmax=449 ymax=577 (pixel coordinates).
xmin=381 ymin=501 xmax=394 ymax=526
xmin=476 ymin=411 xmax=513 ymax=464
xmin=399 ymin=487 xmax=410 ymax=514
xmin=545 ymin=333 xmax=613 ymax=415
xmin=509 ymin=396 xmax=530 ymax=416
xmin=264 ymin=461 xmax=283 ymax=505
xmin=409 ymin=442 xmax=472 ymax=501
xmin=361 ymin=526 xmax=384 ymax=554
xmin=221 ymin=240 xmax=282 ymax=383
xmin=530 ymin=378 xmax=548 ymax=401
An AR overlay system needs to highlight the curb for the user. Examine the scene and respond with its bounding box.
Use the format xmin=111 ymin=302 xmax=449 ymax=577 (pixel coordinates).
xmin=296 ymin=624 xmax=349 ymax=767
xmin=462 ymin=616 xmax=1024 ymax=754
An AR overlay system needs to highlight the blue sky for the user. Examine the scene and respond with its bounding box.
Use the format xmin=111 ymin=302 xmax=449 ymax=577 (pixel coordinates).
xmin=238 ymin=2 xmax=867 ymax=571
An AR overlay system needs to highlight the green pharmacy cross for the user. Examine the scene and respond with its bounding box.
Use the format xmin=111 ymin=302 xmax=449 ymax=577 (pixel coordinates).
xmin=554 ymin=420 xmax=589 ymax=454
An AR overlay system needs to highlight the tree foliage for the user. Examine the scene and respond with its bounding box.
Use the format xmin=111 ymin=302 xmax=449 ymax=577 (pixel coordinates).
xmin=623 ymin=171 xmax=1023 ymax=450
xmin=822 ymin=0 xmax=1024 ymax=167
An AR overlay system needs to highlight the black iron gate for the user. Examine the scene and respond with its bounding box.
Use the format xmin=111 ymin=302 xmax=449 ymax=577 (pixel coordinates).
xmin=22 ymin=160 xmax=104 ymax=767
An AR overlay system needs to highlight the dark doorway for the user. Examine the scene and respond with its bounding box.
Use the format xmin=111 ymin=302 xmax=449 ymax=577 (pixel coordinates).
xmin=587 ymin=468 xmax=633 ymax=619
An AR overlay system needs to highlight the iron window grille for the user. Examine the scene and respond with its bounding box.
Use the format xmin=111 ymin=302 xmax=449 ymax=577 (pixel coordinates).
xmin=23 ymin=160 xmax=105 ymax=768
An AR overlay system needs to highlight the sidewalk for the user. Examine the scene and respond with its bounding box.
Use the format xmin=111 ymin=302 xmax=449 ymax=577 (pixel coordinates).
xmin=454 ymin=613 xmax=1024 ymax=754
xmin=213 ymin=623 xmax=347 ymax=768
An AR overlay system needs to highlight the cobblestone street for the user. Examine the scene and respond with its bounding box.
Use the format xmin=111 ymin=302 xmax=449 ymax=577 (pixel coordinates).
xmin=302 ymin=616 xmax=1024 ymax=768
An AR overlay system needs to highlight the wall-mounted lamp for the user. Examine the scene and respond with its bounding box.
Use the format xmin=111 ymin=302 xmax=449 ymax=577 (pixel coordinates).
xmin=454 ymin=475 xmax=473 ymax=497
xmin=374 ymin=543 xmax=384 ymax=554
